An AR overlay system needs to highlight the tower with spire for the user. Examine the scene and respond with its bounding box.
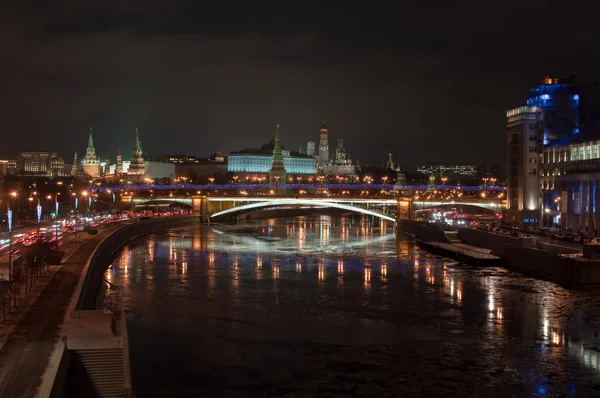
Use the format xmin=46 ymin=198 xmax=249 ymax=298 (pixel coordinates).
xmin=82 ymin=127 xmax=102 ymax=178
xmin=115 ymin=150 xmax=123 ymax=174
xmin=318 ymin=121 xmax=329 ymax=166
xmin=128 ymin=128 xmax=146 ymax=175
xmin=269 ymin=124 xmax=287 ymax=194
xmin=70 ymin=151 xmax=80 ymax=177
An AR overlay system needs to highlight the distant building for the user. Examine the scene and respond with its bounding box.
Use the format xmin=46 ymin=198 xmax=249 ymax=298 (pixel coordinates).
xmin=318 ymin=122 xmax=329 ymax=166
xmin=228 ymin=127 xmax=316 ymax=180
xmin=306 ymin=139 xmax=315 ymax=157
xmin=15 ymin=151 xmax=66 ymax=177
xmin=82 ymin=128 xmax=102 ymax=178
xmin=416 ymin=164 xmax=477 ymax=177
xmin=0 ymin=160 xmax=9 ymax=177
xmin=268 ymin=125 xmax=287 ymax=193
xmin=506 ymin=75 xmax=600 ymax=225
xmin=541 ymin=139 xmax=600 ymax=231
xmin=506 ymin=106 xmax=541 ymax=224
xmin=321 ymin=138 xmax=356 ymax=177
xmin=128 ymin=128 xmax=145 ymax=176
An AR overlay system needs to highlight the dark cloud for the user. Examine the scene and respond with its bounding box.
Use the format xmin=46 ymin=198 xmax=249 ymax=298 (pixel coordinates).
xmin=1 ymin=1 xmax=599 ymax=168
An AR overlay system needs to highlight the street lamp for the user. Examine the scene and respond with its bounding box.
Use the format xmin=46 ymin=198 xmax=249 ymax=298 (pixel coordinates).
xmin=7 ymin=192 xmax=16 ymax=281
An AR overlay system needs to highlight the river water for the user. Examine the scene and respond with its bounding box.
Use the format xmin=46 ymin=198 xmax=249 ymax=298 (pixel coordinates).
xmin=97 ymin=216 xmax=600 ymax=397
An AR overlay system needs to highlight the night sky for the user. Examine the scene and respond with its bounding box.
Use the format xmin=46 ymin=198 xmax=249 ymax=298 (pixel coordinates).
xmin=2 ymin=1 xmax=599 ymax=169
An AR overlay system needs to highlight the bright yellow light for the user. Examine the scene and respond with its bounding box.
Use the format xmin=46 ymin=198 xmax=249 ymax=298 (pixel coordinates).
xmin=10 ymin=192 xmax=17 ymax=197
xmin=82 ymin=191 xmax=88 ymax=196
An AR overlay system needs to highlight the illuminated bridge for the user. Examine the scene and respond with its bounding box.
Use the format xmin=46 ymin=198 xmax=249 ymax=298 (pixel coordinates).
xmin=100 ymin=183 xmax=505 ymax=193
xmin=126 ymin=195 xmax=505 ymax=223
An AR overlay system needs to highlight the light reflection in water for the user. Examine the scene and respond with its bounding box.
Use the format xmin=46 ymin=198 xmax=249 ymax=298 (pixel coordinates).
xmin=364 ymin=267 xmax=371 ymax=287
xmin=318 ymin=263 xmax=325 ymax=281
xmin=98 ymin=217 xmax=600 ymax=395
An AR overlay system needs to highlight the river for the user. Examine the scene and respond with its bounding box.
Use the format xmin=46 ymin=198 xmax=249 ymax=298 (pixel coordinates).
xmin=97 ymin=216 xmax=600 ymax=397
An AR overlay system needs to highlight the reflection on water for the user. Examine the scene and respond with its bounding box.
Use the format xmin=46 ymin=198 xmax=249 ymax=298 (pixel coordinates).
xmin=98 ymin=216 xmax=600 ymax=397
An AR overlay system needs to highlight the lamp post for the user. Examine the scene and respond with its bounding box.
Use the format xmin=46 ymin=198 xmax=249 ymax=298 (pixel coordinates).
xmin=7 ymin=192 xmax=16 ymax=281
xmin=30 ymin=193 xmax=42 ymax=238
xmin=73 ymin=192 xmax=78 ymax=239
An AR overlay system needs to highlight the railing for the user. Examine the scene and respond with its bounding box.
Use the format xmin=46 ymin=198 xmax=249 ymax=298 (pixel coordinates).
xmin=90 ymin=183 xmax=506 ymax=193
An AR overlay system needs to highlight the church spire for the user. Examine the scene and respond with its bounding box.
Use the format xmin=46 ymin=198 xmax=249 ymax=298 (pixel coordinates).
xmin=272 ymin=124 xmax=283 ymax=160
xmin=88 ymin=127 xmax=95 ymax=149
xmin=387 ymin=151 xmax=394 ymax=170
xmin=135 ymin=128 xmax=142 ymax=154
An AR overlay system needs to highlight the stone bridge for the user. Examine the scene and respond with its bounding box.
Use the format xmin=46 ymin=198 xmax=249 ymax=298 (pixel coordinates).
xmin=127 ymin=195 xmax=505 ymax=222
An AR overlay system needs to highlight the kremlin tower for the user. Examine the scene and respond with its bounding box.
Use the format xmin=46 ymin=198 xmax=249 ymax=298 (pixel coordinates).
xmin=128 ymin=128 xmax=145 ymax=175
xmin=318 ymin=121 xmax=329 ymax=166
xmin=269 ymin=124 xmax=287 ymax=194
xmin=82 ymin=128 xmax=102 ymax=178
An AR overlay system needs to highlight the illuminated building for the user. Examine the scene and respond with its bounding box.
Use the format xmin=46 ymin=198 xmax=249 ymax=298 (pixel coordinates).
xmin=318 ymin=121 xmax=329 ymax=165
xmin=321 ymin=137 xmax=356 ymax=177
xmin=416 ymin=164 xmax=477 ymax=177
xmin=0 ymin=160 xmax=8 ymax=177
xmin=268 ymin=125 xmax=287 ymax=193
xmin=82 ymin=128 xmax=102 ymax=178
xmin=541 ymin=139 xmax=600 ymax=231
xmin=228 ymin=129 xmax=316 ymax=177
xmin=506 ymin=76 xmax=600 ymax=225
xmin=70 ymin=151 xmax=80 ymax=177
xmin=16 ymin=151 xmax=66 ymax=177
xmin=128 ymin=128 xmax=145 ymax=175
xmin=506 ymin=106 xmax=541 ymax=224
xmin=306 ymin=139 xmax=315 ymax=156
xmin=171 ymin=154 xmax=227 ymax=184
xmin=116 ymin=151 xmax=123 ymax=174
xmin=527 ymin=75 xmax=580 ymax=146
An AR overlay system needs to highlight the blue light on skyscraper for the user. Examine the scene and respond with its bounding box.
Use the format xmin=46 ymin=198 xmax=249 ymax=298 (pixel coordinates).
xmin=541 ymin=94 xmax=550 ymax=100
xmin=573 ymin=94 xmax=579 ymax=100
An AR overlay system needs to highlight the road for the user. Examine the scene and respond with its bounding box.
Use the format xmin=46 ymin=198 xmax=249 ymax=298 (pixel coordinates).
xmin=0 ymin=227 xmax=117 ymax=398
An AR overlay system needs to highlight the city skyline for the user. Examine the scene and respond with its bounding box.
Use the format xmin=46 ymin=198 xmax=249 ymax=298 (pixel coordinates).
xmin=2 ymin=2 xmax=599 ymax=167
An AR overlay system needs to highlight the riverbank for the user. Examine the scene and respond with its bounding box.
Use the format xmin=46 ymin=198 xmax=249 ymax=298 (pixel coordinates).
xmin=398 ymin=219 xmax=600 ymax=286
xmin=0 ymin=227 xmax=118 ymax=398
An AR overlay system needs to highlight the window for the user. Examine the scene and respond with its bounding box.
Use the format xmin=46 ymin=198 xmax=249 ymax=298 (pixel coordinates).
xmin=529 ymin=134 xmax=537 ymax=141
xmin=579 ymin=146 xmax=585 ymax=160
xmin=571 ymin=147 xmax=578 ymax=161
xmin=593 ymin=144 xmax=599 ymax=159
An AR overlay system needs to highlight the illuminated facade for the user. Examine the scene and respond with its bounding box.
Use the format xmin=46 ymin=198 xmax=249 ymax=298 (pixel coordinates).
xmin=82 ymin=128 xmax=102 ymax=178
xmin=321 ymin=137 xmax=356 ymax=177
xmin=128 ymin=128 xmax=145 ymax=175
xmin=541 ymin=139 xmax=600 ymax=231
xmin=228 ymin=140 xmax=316 ymax=176
xmin=527 ymin=76 xmax=579 ymax=147
xmin=16 ymin=151 xmax=66 ymax=177
xmin=416 ymin=164 xmax=477 ymax=177
xmin=318 ymin=121 xmax=329 ymax=165
xmin=506 ymin=106 xmax=541 ymax=224
xmin=506 ymin=76 xmax=600 ymax=225
xmin=268 ymin=125 xmax=287 ymax=192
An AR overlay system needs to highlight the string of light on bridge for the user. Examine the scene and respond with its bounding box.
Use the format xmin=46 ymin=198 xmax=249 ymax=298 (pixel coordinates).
xmin=90 ymin=184 xmax=506 ymax=193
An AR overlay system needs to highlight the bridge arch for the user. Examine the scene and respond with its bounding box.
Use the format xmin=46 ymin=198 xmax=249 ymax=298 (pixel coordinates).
xmin=209 ymin=198 xmax=397 ymax=222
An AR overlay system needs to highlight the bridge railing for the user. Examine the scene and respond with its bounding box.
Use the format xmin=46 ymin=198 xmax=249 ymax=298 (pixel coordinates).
xmin=90 ymin=183 xmax=506 ymax=193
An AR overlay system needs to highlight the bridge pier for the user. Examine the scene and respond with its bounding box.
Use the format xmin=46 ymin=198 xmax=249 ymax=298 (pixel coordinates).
xmin=194 ymin=195 xmax=210 ymax=223
xmin=397 ymin=198 xmax=413 ymax=221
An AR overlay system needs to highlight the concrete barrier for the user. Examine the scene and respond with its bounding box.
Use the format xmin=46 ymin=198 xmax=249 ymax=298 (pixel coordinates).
xmin=76 ymin=215 xmax=200 ymax=310
xmin=538 ymin=241 xmax=580 ymax=254
xmin=397 ymin=220 xmax=451 ymax=243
